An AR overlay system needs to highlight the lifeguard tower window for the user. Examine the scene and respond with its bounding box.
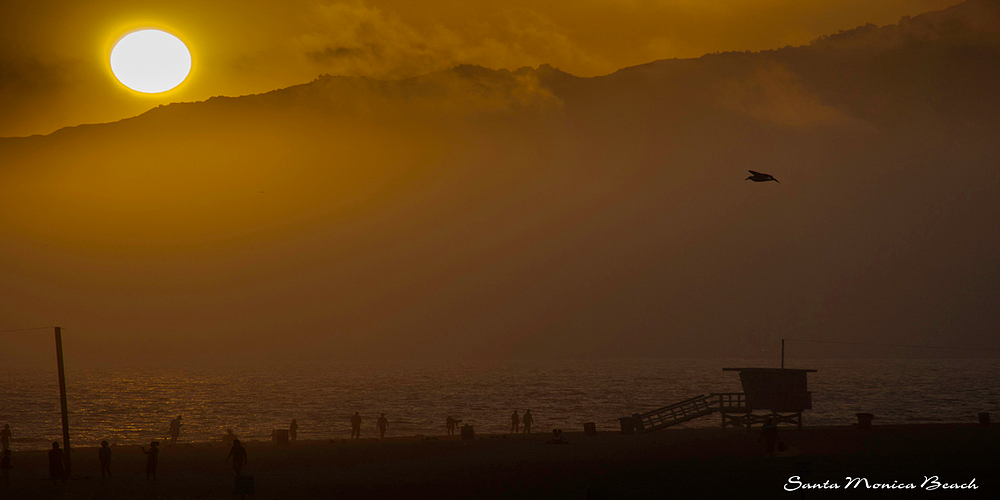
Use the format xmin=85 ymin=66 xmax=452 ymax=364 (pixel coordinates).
xmin=722 ymin=368 xmax=816 ymax=413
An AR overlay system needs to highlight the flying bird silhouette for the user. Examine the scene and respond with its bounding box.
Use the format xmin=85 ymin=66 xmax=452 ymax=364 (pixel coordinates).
xmin=746 ymin=170 xmax=779 ymax=183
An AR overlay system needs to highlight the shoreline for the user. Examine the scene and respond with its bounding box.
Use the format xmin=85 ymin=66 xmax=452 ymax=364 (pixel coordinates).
xmin=2 ymin=423 xmax=997 ymax=498
xmin=7 ymin=420 xmax=992 ymax=449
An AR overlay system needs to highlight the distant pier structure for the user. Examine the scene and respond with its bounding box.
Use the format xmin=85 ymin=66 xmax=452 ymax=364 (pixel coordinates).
xmin=629 ymin=367 xmax=817 ymax=433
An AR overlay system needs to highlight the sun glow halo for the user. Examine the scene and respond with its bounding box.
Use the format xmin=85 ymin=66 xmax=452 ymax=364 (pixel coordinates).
xmin=110 ymin=29 xmax=191 ymax=93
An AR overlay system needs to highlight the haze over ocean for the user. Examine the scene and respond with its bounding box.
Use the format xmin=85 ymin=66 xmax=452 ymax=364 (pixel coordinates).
xmin=2 ymin=358 xmax=997 ymax=449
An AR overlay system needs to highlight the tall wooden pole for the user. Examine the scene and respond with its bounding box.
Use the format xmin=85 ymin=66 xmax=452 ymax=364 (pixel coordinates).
xmin=54 ymin=326 xmax=71 ymax=477
xmin=781 ymin=338 xmax=785 ymax=369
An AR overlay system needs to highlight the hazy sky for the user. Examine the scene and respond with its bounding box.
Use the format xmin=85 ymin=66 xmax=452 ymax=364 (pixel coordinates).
xmin=0 ymin=0 xmax=960 ymax=137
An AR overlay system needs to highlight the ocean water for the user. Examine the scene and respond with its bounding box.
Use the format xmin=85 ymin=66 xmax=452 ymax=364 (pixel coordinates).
xmin=2 ymin=359 xmax=998 ymax=450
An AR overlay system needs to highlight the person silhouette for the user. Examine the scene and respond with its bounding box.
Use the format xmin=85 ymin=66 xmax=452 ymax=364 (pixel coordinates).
xmin=225 ymin=439 xmax=248 ymax=476
xmin=223 ymin=429 xmax=238 ymax=447
xmin=99 ymin=440 xmax=112 ymax=478
xmin=0 ymin=424 xmax=11 ymax=451
xmin=377 ymin=413 xmax=388 ymax=439
xmin=48 ymin=441 xmax=65 ymax=484
xmin=1 ymin=449 xmax=11 ymax=484
xmin=168 ymin=415 xmax=183 ymax=444
xmin=142 ymin=441 xmax=159 ymax=479
xmin=522 ymin=409 xmax=533 ymax=434
xmin=351 ymin=412 xmax=362 ymax=439
xmin=170 ymin=415 xmax=181 ymax=444
xmin=289 ymin=419 xmax=298 ymax=441
xmin=446 ymin=416 xmax=462 ymax=435
xmin=758 ymin=418 xmax=779 ymax=457
xmin=510 ymin=410 xmax=520 ymax=434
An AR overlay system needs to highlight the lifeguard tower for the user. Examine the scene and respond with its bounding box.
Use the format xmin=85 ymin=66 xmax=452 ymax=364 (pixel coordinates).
xmin=628 ymin=367 xmax=817 ymax=433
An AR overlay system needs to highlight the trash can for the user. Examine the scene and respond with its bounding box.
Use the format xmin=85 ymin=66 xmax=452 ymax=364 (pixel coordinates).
xmin=273 ymin=429 xmax=289 ymax=445
xmin=461 ymin=424 xmax=475 ymax=441
xmin=618 ymin=417 xmax=634 ymax=435
xmin=979 ymin=412 xmax=991 ymax=427
xmin=856 ymin=413 xmax=874 ymax=429
xmin=583 ymin=422 xmax=597 ymax=436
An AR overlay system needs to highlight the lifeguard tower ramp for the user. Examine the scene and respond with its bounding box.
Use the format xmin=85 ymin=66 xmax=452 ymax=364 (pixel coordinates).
xmin=631 ymin=368 xmax=816 ymax=433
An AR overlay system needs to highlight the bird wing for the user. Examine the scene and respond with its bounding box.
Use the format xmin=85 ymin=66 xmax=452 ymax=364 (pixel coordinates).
xmin=748 ymin=170 xmax=762 ymax=175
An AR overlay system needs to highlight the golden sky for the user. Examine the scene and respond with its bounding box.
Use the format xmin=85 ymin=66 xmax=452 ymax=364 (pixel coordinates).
xmin=2 ymin=0 xmax=996 ymax=366
xmin=0 ymin=0 xmax=960 ymax=137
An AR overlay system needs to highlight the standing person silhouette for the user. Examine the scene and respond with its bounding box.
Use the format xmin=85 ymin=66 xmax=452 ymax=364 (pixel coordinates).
xmin=142 ymin=441 xmax=159 ymax=480
xmin=510 ymin=410 xmax=520 ymax=434
xmin=522 ymin=409 xmax=534 ymax=434
xmin=168 ymin=416 xmax=183 ymax=444
xmin=225 ymin=439 xmax=248 ymax=476
xmin=376 ymin=413 xmax=389 ymax=439
xmin=48 ymin=442 xmax=65 ymax=484
xmin=446 ymin=416 xmax=461 ymax=435
xmin=289 ymin=419 xmax=298 ymax=442
xmin=351 ymin=412 xmax=362 ymax=439
xmin=99 ymin=441 xmax=112 ymax=478
xmin=0 ymin=424 xmax=11 ymax=451
xmin=758 ymin=418 xmax=779 ymax=457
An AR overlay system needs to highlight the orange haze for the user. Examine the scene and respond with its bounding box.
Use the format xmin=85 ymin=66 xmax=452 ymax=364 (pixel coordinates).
xmin=2 ymin=1 xmax=999 ymax=367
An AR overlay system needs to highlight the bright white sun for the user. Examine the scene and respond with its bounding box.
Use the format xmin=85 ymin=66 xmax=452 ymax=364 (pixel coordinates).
xmin=110 ymin=29 xmax=191 ymax=93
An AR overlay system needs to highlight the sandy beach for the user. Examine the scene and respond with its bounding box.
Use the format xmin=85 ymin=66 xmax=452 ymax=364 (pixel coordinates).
xmin=1 ymin=423 xmax=996 ymax=499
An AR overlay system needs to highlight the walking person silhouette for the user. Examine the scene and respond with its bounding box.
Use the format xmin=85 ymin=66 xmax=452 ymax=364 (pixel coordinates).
xmin=758 ymin=418 xmax=780 ymax=457
xmin=225 ymin=439 xmax=248 ymax=476
xmin=510 ymin=410 xmax=520 ymax=434
xmin=0 ymin=424 xmax=11 ymax=451
xmin=377 ymin=413 xmax=388 ymax=439
xmin=351 ymin=412 xmax=362 ymax=439
xmin=446 ymin=416 xmax=462 ymax=435
xmin=168 ymin=415 xmax=183 ymax=444
xmin=289 ymin=419 xmax=298 ymax=442
xmin=522 ymin=409 xmax=534 ymax=434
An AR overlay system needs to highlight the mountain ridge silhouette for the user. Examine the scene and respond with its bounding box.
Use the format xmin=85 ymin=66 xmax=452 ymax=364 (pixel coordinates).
xmin=2 ymin=0 xmax=997 ymax=142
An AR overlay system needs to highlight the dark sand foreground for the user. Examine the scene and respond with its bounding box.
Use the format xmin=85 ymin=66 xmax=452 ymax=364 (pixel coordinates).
xmin=2 ymin=424 xmax=996 ymax=499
